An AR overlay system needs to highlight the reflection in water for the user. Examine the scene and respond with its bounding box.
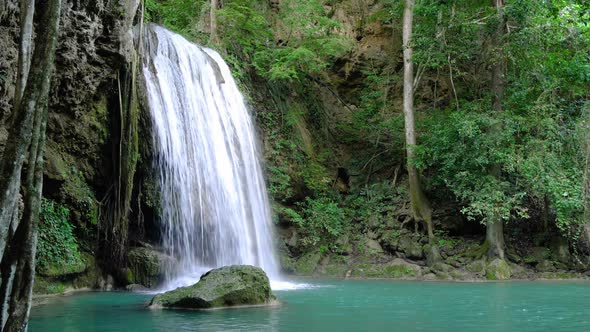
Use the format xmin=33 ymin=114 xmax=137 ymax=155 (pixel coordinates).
xmin=30 ymin=281 xmax=590 ymax=332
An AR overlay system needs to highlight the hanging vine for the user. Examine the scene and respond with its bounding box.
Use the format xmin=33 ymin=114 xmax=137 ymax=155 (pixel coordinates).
xmin=99 ymin=1 xmax=144 ymax=269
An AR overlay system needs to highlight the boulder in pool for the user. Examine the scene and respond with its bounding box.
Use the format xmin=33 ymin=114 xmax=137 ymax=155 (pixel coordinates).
xmin=149 ymin=265 xmax=274 ymax=309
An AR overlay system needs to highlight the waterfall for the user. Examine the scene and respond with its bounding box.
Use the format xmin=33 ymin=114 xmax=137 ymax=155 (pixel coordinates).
xmin=141 ymin=24 xmax=279 ymax=289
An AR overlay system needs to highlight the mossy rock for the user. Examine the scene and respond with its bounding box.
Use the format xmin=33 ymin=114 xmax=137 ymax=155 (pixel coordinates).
xmin=34 ymin=254 xmax=99 ymax=295
xmin=449 ymin=270 xmax=467 ymax=280
xmin=350 ymin=259 xmax=421 ymax=279
xmin=335 ymin=234 xmax=353 ymax=255
xmin=466 ymin=260 xmax=486 ymax=273
xmin=316 ymin=254 xmax=350 ymax=277
xmin=36 ymin=252 xmax=89 ymax=277
xmin=293 ymin=250 xmax=323 ymax=275
xmin=380 ymin=230 xmax=401 ymax=253
xmin=398 ymin=236 xmax=424 ymax=259
xmin=150 ymin=265 xmax=274 ymax=309
xmin=549 ymin=237 xmax=571 ymax=264
xmin=424 ymin=244 xmax=442 ymax=266
xmin=363 ymin=238 xmax=384 ymax=255
xmin=485 ymin=259 xmax=511 ymax=280
xmin=128 ymin=247 xmax=176 ymax=288
xmin=536 ymin=260 xmax=556 ymax=272
xmin=539 ymin=272 xmax=581 ymax=280
xmin=434 ymin=272 xmax=452 ymax=280
xmin=33 ymin=277 xmax=68 ymax=295
xmin=321 ymin=263 xmax=349 ymax=277
xmin=278 ymin=251 xmax=295 ymax=274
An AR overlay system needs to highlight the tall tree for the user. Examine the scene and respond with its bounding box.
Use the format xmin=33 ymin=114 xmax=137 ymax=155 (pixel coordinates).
xmin=0 ymin=0 xmax=62 ymax=330
xmin=402 ymin=0 xmax=434 ymax=242
xmin=0 ymin=0 xmax=35 ymax=263
xmin=486 ymin=0 xmax=507 ymax=260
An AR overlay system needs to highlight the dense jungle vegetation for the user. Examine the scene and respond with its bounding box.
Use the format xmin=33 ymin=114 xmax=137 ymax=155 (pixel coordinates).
xmin=143 ymin=0 xmax=590 ymax=275
xmin=0 ymin=0 xmax=588 ymax=329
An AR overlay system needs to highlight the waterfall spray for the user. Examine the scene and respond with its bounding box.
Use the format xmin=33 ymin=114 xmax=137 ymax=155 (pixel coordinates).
xmin=142 ymin=24 xmax=280 ymax=290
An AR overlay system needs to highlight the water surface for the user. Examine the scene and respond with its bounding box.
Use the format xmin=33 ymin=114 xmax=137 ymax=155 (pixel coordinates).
xmin=30 ymin=280 xmax=590 ymax=331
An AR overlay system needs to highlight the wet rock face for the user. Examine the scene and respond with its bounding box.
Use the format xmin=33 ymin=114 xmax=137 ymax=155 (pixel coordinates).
xmin=0 ymin=1 xmax=20 ymax=121
xmin=1 ymin=0 xmax=139 ymax=182
xmin=47 ymin=0 xmax=139 ymax=187
xmin=1 ymin=0 xmax=139 ymax=288
xmin=1 ymin=1 xmax=139 ymax=120
xmin=127 ymin=247 xmax=176 ymax=288
xmin=150 ymin=265 xmax=274 ymax=309
xmin=52 ymin=0 xmax=139 ymax=116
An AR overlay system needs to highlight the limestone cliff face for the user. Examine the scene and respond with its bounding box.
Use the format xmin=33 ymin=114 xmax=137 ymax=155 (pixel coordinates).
xmin=2 ymin=0 xmax=139 ymax=180
xmin=1 ymin=0 xmax=138 ymax=119
xmin=0 ymin=1 xmax=139 ymax=288
xmin=40 ymin=0 xmax=139 ymax=229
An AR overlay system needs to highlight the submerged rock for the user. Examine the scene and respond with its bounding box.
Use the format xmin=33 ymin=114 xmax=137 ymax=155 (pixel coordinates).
xmin=150 ymin=265 xmax=274 ymax=309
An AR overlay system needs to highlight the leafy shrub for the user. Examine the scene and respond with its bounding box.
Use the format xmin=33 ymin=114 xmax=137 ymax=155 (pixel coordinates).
xmin=286 ymin=197 xmax=345 ymax=249
xmin=145 ymin=0 xmax=207 ymax=41
xmin=36 ymin=199 xmax=85 ymax=276
xmin=218 ymin=0 xmax=352 ymax=81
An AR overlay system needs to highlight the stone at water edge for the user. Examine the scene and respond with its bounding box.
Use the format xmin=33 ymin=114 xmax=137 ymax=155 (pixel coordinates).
xmin=149 ymin=265 xmax=275 ymax=309
xmin=486 ymin=258 xmax=512 ymax=280
xmin=128 ymin=247 xmax=176 ymax=288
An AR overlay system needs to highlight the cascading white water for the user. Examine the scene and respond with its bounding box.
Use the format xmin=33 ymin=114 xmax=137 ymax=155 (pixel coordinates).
xmin=142 ymin=24 xmax=280 ymax=290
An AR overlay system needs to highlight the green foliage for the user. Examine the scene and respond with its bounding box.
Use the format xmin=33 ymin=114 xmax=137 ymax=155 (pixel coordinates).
xmin=145 ymin=0 xmax=207 ymax=41
xmin=417 ymin=108 xmax=527 ymax=223
xmin=36 ymin=199 xmax=85 ymax=276
xmin=414 ymin=0 xmax=589 ymax=240
xmin=260 ymin=0 xmax=352 ymax=81
xmin=345 ymin=181 xmax=406 ymax=232
xmin=218 ymin=0 xmax=273 ymax=55
xmin=267 ymin=164 xmax=293 ymax=200
xmin=145 ymin=0 xmax=590 ymax=253
xmin=61 ymin=167 xmax=98 ymax=226
xmin=218 ymin=0 xmax=352 ymax=81
xmin=287 ymin=197 xmax=345 ymax=249
xmin=434 ymin=230 xmax=460 ymax=248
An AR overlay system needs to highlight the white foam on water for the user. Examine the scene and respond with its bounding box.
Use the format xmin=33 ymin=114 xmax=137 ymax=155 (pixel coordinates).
xmin=270 ymin=280 xmax=319 ymax=291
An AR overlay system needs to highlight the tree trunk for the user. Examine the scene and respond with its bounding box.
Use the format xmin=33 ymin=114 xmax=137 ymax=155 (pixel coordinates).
xmin=0 ymin=0 xmax=35 ymax=263
xmin=486 ymin=0 xmax=506 ymax=260
xmin=14 ymin=0 xmax=35 ymax=109
xmin=3 ymin=99 xmax=48 ymax=332
xmin=0 ymin=0 xmax=62 ymax=329
xmin=0 ymin=209 xmax=19 ymax=328
xmin=210 ymin=0 xmax=219 ymax=44
xmin=584 ymin=140 xmax=589 ymax=224
xmin=402 ymin=0 xmax=434 ymax=243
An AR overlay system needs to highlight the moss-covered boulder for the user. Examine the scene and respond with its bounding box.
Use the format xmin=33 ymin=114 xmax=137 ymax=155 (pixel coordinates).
xmin=293 ymin=250 xmax=323 ymax=275
xmin=486 ymin=259 xmax=511 ymax=280
xmin=466 ymin=260 xmax=486 ymax=274
xmin=150 ymin=265 xmax=274 ymax=309
xmin=398 ymin=236 xmax=424 ymax=260
xmin=316 ymin=254 xmax=351 ymax=277
xmin=128 ymin=247 xmax=176 ymax=288
xmin=350 ymin=258 xmax=421 ymax=279
xmin=36 ymin=254 xmax=88 ymax=277
xmin=424 ymin=244 xmax=442 ymax=266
